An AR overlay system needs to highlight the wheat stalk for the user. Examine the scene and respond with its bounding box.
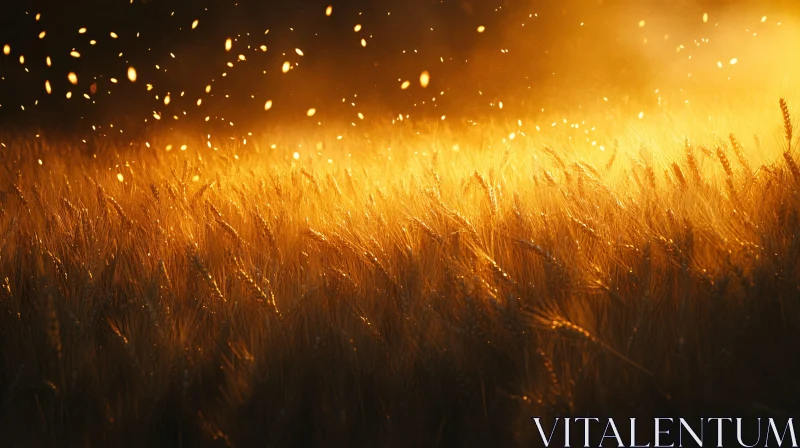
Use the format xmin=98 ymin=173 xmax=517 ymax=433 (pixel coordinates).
xmin=157 ymin=259 xmax=173 ymax=299
xmin=514 ymin=239 xmax=562 ymax=269
xmin=60 ymin=197 xmax=78 ymax=217
xmin=235 ymin=263 xmax=282 ymax=319
xmin=327 ymin=173 xmax=343 ymax=197
xmin=671 ymin=162 xmax=687 ymax=189
xmin=569 ymin=215 xmax=600 ymax=239
xmin=473 ymin=171 xmax=497 ymax=215
xmin=207 ymin=201 xmax=223 ymax=220
xmin=191 ymin=181 xmax=214 ymax=205
xmin=481 ymin=253 xmax=514 ymax=286
xmin=253 ymin=208 xmax=277 ymax=252
xmin=684 ymin=140 xmax=703 ymax=185
xmin=716 ymin=146 xmax=734 ymax=177
xmin=106 ymin=194 xmax=133 ymax=226
xmin=149 ymin=183 xmax=160 ymax=203
xmin=605 ymin=140 xmax=619 ymax=171
xmin=188 ymin=244 xmax=226 ymax=303
xmin=729 ymin=133 xmax=752 ymax=173
xmin=215 ymin=216 xmax=242 ymax=245
xmin=643 ymin=164 xmax=657 ymax=190
xmin=305 ymin=226 xmax=330 ymax=245
xmin=300 ymin=168 xmax=322 ymax=195
xmin=783 ymin=151 xmax=800 ymax=184
xmin=551 ymin=318 xmax=653 ymax=376
xmin=411 ymin=216 xmax=444 ymax=244
xmin=780 ymin=98 xmax=793 ymax=152
xmin=543 ymin=145 xmax=566 ymax=169
xmin=543 ymin=170 xmax=557 ymax=186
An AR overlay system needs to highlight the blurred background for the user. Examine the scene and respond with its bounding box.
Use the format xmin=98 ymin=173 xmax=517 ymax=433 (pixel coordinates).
xmin=1 ymin=0 xmax=799 ymax=133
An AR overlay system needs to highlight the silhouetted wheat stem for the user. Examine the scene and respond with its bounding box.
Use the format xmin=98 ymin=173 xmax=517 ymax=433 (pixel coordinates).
xmin=780 ymin=98 xmax=793 ymax=153
xmin=551 ymin=318 xmax=653 ymax=377
xmin=716 ymin=146 xmax=733 ymax=177
xmin=729 ymin=133 xmax=752 ymax=174
xmin=779 ymin=99 xmax=800 ymax=183
xmin=187 ymin=244 xmax=226 ymax=303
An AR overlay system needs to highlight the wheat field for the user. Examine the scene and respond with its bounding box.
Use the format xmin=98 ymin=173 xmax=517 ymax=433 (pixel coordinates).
xmin=0 ymin=99 xmax=799 ymax=446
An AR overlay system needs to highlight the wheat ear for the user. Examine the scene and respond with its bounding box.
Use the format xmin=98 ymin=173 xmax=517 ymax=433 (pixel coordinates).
xmin=780 ymin=98 xmax=793 ymax=153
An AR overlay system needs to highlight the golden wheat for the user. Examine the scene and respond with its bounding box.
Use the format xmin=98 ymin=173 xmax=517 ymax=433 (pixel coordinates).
xmin=0 ymin=98 xmax=798 ymax=445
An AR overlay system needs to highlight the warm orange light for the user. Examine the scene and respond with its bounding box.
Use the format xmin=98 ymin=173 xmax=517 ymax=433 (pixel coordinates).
xmin=420 ymin=71 xmax=430 ymax=88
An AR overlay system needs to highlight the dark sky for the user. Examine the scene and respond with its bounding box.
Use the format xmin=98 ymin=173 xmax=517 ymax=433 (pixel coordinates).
xmin=0 ymin=0 xmax=798 ymax=134
xmin=0 ymin=0 xmax=515 ymax=130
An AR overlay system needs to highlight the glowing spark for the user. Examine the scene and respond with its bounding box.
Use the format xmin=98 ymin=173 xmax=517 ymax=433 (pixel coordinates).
xmin=45 ymin=80 xmax=51 ymax=94
xmin=46 ymin=56 xmax=51 ymax=66
xmin=238 ymin=54 xmax=246 ymax=61
xmin=70 ymin=51 xmax=81 ymax=58
xmin=761 ymin=16 xmax=767 ymax=23
xmin=730 ymin=57 xmax=738 ymax=64
xmin=260 ymin=45 xmax=267 ymax=51
xmin=295 ymin=48 xmax=304 ymax=56
xmin=361 ymin=38 xmax=367 ymax=47
xmin=2 ymin=45 xmax=9 ymax=55
xmin=264 ymin=100 xmax=273 ymax=110
xmin=66 ymin=91 xmax=72 ymax=99
xmin=293 ymin=152 xmax=300 ymax=160
xmin=164 ymin=94 xmax=171 ymax=105
xmin=110 ymin=78 xmax=118 ymax=83
xmin=205 ymin=84 xmax=211 ymax=93
xmin=307 ymin=108 xmax=317 ymax=117
xmin=35 ymin=13 xmax=41 ymax=21
xmin=354 ymin=24 xmax=362 ymax=32
xmin=153 ymin=112 xmax=161 ymax=120
xmin=703 ymin=13 xmax=708 ymax=23
xmin=110 ymin=32 xmax=118 ymax=38
xmin=638 ymin=111 xmax=644 ymax=119
xmin=67 ymin=72 xmax=78 ymax=84
xmin=225 ymin=38 xmax=232 ymax=51
xmin=326 ymin=5 xmax=333 ymax=16
xmin=282 ymin=61 xmax=291 ymax=73
xmin=358 ymin=112 xmax=364 ymax=119
xmin=38 ymin=31 xmax=46 ymax=39
xmin=18 ymin=55 xmax=24 ymax=64
xmin=127 ymin=66 xmax=137 ymax=82
xmin=717 ymin=61 xmax=723 ymax=68
xmin=638 ymin=20 xmax=645 ymax=27
xmin=196 ymin=98 xmax=202 ymax=106
xmin=401 ymin=80 xmax=410 ymax=90
xmin=180 ymin=145 xmax=187 ymax=151
xmin=192 ymin=19 xmax=199 ymax=29
xmin=420 ymin=71 xmax=430 ymax=88
xmin=78 ymin=28 xmax=86 ymax=34
xmin=477 ymin=26 xmax=485 ymax=33
xmin=117 ymin=173 xmax=124 ymax=182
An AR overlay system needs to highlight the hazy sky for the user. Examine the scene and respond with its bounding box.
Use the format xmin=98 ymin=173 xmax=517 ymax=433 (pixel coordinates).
xmin=1 ymin=0 xmax=798 ymax=131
